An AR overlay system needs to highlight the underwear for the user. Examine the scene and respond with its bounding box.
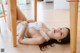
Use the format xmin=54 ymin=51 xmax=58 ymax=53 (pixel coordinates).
xmin=28 ymin=22 xmax=42 ymax=30
xmin=28 ymin=22 xmax=50 ymax=41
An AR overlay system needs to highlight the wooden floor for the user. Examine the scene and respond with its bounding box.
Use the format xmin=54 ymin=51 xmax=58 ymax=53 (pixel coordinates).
xmin=0 ymin=1 xmax=80 ymax=53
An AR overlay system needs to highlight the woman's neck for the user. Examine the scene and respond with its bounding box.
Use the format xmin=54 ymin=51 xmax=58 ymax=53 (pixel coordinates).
xmin=46 ymin=30 xmax=52 ymax=39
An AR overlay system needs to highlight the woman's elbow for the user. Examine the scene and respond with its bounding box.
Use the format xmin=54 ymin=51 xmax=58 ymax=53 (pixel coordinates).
xmin=37 ymin=38 xmax=45 ymax=44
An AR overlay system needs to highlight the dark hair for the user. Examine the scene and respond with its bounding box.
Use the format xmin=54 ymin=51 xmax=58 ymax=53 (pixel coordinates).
xmin=39 ymin=27 xmax=70 ymax=51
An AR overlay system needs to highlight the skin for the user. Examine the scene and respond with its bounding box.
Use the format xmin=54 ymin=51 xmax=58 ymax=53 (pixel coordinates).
xmin=6 ymin=6 xmax=35 ymax=31
xmin=47 ymin=28 xmax=68 ymax=42
xmin=18 ymin=21 xmax=69 ymax=45
xmin=18 ymin=22 xmax=49 ymax=45
xmin=6 ymin=7 xmax=69 ymax=45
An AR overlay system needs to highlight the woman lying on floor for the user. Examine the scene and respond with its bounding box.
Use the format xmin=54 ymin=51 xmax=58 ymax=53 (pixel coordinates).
xmin=18 ymin=21 xmax=70 ymax=51
xmin=6 ymin=7 xmax=70 ymax=51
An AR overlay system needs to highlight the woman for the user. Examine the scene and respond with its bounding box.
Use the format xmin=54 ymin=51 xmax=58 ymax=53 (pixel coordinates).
xmin=6 ymin=7 xmax=34 ymax=31
xmin=6 ymin=7 xmax=70 ymax=51
xmin=17 ymin=21 xmax=70 ymax=51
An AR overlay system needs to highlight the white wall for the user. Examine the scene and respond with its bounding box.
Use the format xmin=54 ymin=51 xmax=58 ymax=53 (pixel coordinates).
xmin=54 ymin=0 xmax=69 ymax=9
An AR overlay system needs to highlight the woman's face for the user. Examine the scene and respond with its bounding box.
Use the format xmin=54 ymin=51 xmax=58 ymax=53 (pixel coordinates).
xmin=49 ymin=27 xmax=68 ymax=42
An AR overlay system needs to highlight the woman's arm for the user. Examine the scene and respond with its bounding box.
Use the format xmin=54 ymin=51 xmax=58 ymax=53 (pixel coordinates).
xmin=18 ymin=37 xmax=45 ymax=45
xmin=42 ymin=23 xmax=49 ymax=32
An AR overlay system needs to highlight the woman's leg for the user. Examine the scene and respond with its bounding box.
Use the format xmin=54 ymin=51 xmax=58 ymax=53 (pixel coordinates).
xmin=6 ymin=7 xmax=27 ymax=31
xmin=17 ymin=7 xmax=27 ymax=21
xmin=17 ymin=7 xmax=35 ymax=23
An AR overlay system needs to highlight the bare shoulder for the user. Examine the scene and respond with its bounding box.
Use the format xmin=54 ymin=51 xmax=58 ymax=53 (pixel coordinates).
xmin=41 ymin=23 xmax=48 ymax=28
xmin=41 ymin=23 xmax=49 ymax=32
xmin=36 ymin=37 xmax=46 ymax=44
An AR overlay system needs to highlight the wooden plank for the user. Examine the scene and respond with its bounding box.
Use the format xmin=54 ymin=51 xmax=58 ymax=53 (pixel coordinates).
xmin=7 ymin=0 xmax=17 ymax=47
xmin=70 ymin=1 xmax=78 ymax=53
xmin=34 ymin=0 xmax=37 ymax=21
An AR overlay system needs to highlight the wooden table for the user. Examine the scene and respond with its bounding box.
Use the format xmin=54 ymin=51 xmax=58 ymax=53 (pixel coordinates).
xmin=8 ymin=0 xmax=78 ymax=53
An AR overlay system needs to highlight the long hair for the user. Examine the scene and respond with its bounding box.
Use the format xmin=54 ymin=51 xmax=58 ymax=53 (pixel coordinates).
xmin=39 ymin=27 xmax=70 ymax=51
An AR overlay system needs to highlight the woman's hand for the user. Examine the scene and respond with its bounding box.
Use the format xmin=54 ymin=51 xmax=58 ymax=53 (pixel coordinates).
xmin=21 ymin=21 xmax=28 ymax=26
xmin=17 ymin=20 xmax=22 ymax=24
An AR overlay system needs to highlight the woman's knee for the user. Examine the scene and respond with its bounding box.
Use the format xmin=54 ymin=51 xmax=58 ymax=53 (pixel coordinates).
xmin=17 ymin=21 xmax=27 ymax=26
xmin=22 ymin=21 xmax=27 ymax=24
